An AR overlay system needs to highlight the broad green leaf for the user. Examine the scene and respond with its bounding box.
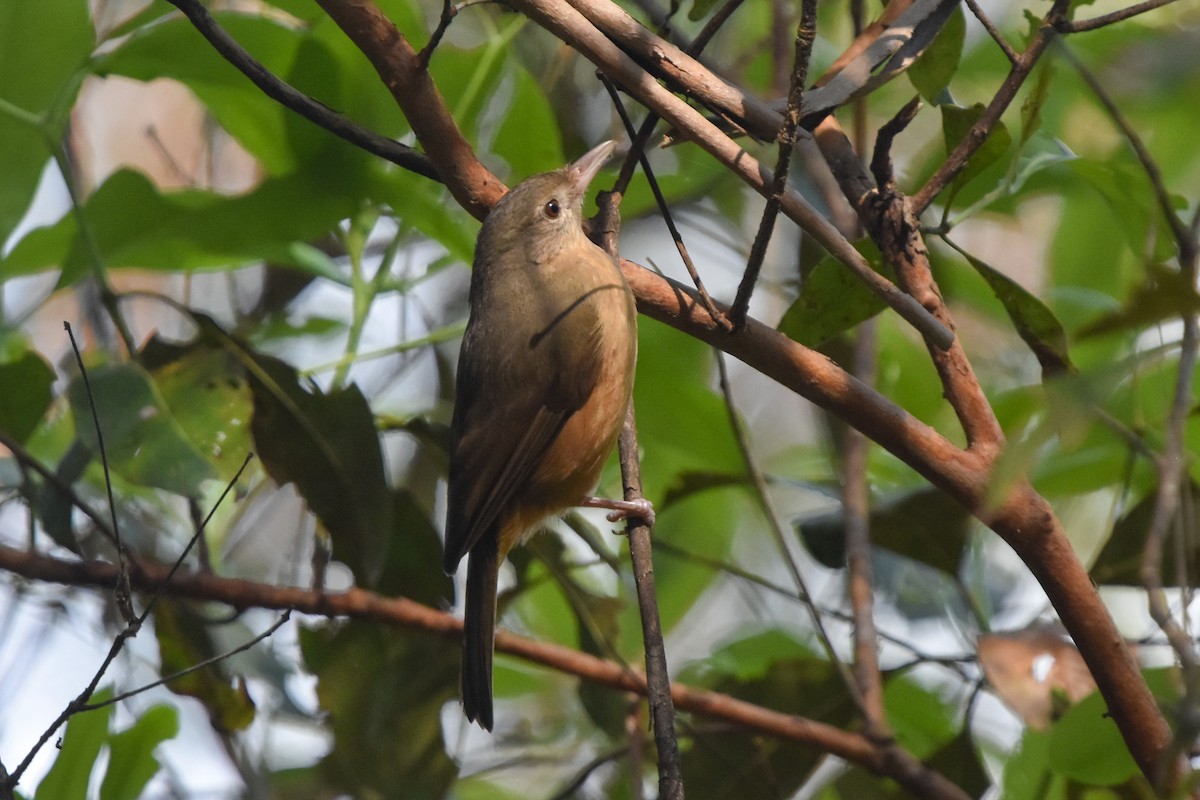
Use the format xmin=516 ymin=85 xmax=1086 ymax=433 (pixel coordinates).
xmin=778 ymin=241 xmax=888 ymax=348
xmin=34 ymin=688 xmax=114 ymax=800
xmin=99 ymin=705 xmax=180 ymax=800
xmin=155 ymin=599 xmax=256 ymax=733
xmin=941 ymin=103 xmax=1012 ymax=206
xmin=797 ymin=487 xmax=971 ymax=575
xmin=141 ymin=337 xmax=256 ymax=485
xmin=1078 ymin=262 xmax=1200 ymax=338
xmin=680 ymin=633 xmax=853 ymax=800
xmin=301 ymin=621 xmax=458 ymax=798
xmin=95 ymin=12 xmax=315 ymax=175
xmin=491 ymin=65 xmax=564 ymax=179
xmin=1069 ymin=158 xmax=1180 ymax=265
xmin=908 ymin=5 xmax=965 ymax=104
xmin=1091 ymin=481 xmax=1200 ymax=586
xmin=208 ymin=321 xmax=392 ymax=586
xmin=0 ymin=333 xmax=55 ymax=443
xmin=0 ymin=0 xmax=93 ymax=242
xmin=1047 ymin=691 xmax=1138 ymax=786
xmin=885 ymin=674 xmax=957 ymax=759
xmin=946 ymin=240 xmax=1073 ymax=376
xmin=66 ymin=362 xmax=216 ymax=498
xmin=3 ymin=160 xmax=367 ymax=284
xmin=1003 ymin=727 xmax=1058 ymax=800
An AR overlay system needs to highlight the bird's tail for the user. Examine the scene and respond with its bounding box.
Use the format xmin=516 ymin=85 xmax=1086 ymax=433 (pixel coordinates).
xmin=462 ymin=537 xmax=499 ymax=731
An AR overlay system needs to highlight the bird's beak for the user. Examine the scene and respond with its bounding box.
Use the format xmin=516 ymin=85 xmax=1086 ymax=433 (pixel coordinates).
xmin=567 ymin=140 xmax=617 ymax=199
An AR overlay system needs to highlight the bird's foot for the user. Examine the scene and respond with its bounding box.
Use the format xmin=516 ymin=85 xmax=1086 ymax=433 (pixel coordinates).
xmin=580 ymin=496 xmax=655 ymax=528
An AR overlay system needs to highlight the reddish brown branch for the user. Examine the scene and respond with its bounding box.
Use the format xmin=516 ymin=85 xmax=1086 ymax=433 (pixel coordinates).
xmin=911 ymin=4 xmax=1067 ymax=215
xmin=0 ymin=544 xmax=967 ymax=800
xmin=314 ymin=0 xmax=506 ymax=220
xmin=621 ymin=261 xmax=1172 ymax=778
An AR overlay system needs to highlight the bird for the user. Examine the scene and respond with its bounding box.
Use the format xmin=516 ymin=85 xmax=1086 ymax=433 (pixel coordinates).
xmin=443 ymin=140 xmax=652 ymax=731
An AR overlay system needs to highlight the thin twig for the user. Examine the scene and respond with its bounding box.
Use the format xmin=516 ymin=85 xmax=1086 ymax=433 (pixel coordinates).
xmin=1056 ymin=0 xmax=1180 ymax=33
xmin=964 ymin=0 xmax=1018 ymax=65
xmin=0 ymin=542 xmax=970 ymax=799
xmin=912 ymin=1 xmax=1069 ymax=214
xmin=64 ymin=322 xmax=132 ymax=623
xmin=714 ymin=352 xmax=867 ymax=712
xmin=594 ymin=192 xmax=684 ymax=799
xmin=729 ymin=0 xmax=817 ymax=330
xmin=599 ymin=77 xmax=729 ymax=331
xmin=843 ymin=321 xmax=889 ymax=736
xmin=0 ymin=429 xmax=122 ymax=549
xmin=83 ymin=610 xmax=292 ymax=710
xmin=0 ymin=450 xmax=253 ymax=795
xmin=163 ymin=0 xmax=440 ymax=181
xmin=418 ymin=0 xmax=456 ymax=68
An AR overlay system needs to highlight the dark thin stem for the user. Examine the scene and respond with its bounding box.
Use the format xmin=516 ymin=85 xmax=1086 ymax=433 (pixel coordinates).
xmin=163 ymin=0 xmax=439 ymax=181
xmin=0 ymin=429 xmax=122 ymax=549
xmin=138 ymin=453 xmax=255 ymax=626
xmin=1056 ymin=0 xmax=1179 ymax=33
xmin=964 ymin=0 xmax=1018 ymax=65
xmin=84 ymin=610 xmax=292 ymax=710
xmin=418 ymin=0 xmax=455 ymax=68
xmin=714 ymin=352 xmax=867 ymax=711
xmin=844 ymin=321 xmax=888 ymax=736
xmin=618 ymin=407 xmax=684 ymax=800
xmin=600 ymin=77 xmax=729 ymax=331
xmin=912 ymin=2 xmax=1068 ymax=215
xmin=729 ymin=0 xmax=817 ymax=330
xmin=1058 ymin=44 xmax=1192 ymax=250
xmin=64 ymin=322 xmax=132 ymax=623
xmin=594 ymin=191 xmax=683 ymax=799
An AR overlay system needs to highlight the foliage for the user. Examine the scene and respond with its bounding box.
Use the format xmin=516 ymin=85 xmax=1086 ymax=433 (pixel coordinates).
xmin=0 ymin=0 xmax=1197 ymax=798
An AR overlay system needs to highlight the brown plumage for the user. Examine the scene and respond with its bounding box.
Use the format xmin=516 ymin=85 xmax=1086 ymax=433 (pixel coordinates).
xmin=443 ymin=141 xmax=645 ymax=731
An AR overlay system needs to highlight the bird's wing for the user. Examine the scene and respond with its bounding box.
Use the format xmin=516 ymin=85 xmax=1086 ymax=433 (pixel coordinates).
xmin=443 ymin=302 xmax=604 ymax=572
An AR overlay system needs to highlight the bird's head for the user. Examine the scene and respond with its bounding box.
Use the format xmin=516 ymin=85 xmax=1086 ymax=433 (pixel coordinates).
xmin=478 ymin=141 xmax=616 ymax=260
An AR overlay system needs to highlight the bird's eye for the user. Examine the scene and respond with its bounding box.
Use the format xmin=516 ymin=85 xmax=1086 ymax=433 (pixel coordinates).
xmin=543 ymin=199 xmax=561 ymax=219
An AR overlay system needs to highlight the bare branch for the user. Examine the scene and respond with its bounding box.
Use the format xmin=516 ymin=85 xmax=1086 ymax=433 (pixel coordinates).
xmin=165 ymin=0 xmax=440 ymax=182
xmin=0 ymin=544 xmax=969 ymax=800
xmin=1056 ymin=0 xmax=1180 ymax=33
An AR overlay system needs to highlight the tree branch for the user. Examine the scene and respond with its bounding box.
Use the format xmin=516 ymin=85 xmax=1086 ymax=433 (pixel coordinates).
xmin=164 ymin=0 xmax=440 ymax=181
xmin=314 ymin=0 xmax=507 ymax=220
xmin=0 ymin=544 xmax=968 ymax=800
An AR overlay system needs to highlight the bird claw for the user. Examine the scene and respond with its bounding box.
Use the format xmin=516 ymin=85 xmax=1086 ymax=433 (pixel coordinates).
xmin=581 ymin=496 xmax=655 ymax=529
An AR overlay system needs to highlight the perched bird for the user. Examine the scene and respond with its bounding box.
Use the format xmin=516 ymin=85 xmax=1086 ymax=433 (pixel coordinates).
xmin=444 ymin=141 xmax=651 ymax=731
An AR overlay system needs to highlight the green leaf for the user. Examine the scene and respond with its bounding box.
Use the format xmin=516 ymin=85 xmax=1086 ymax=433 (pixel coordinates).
xmin=99 ymin=705 xmax=180 ymax=800
xmin=1068 ymin=158 xmax=1179 ymax=265
xmin=946 ymin=240 xmax=1073 ymax=376
xmin=95 ymin=12 xmax=314 ymax=175
xmin=208 ymin=321 xmax=392 ymax=586
xmin=680 ymin=632 xmax=854 ymax=800
xmin=1078 ymin=262 xmax=1200 ymax=338
xmin=3 ymin=159 xmax=367 ymax=284
xmin=1091 ymin=481 xmax=1200 ymax=586
xmin=35 ymin=688 xmax=115 ymax=800
xmin=884 ymin=674 xmax=957 ymax=760
xmin=141 ymin=336 xmax=256 ymax=485
xmin=301 ymin=621 xmax=458 ymax=797
xmin=778 ymin=241 xmax=889 ymax=348
xmin=491 ymin=65 xmax=564 ymax=179
xmin=0 ymin=333 xmax=55 ymax=443
xmin=1047 ymin=691 xmax=1138 ymax=786
xmin=0 ymin=0 xmax=93 ymax=242
xmin=908 ymin=5 xmax=965 ymax=104
xmin=797 ymin=487 xmax=971 ymax=575
xmin=67 ymin=362 xmax=217 ymax=498
xmin=940 ymin=103 xmax=1012 ymax=206
xmin=155 ymin=599 xmax=256 ymax=733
